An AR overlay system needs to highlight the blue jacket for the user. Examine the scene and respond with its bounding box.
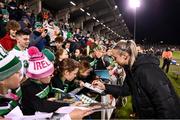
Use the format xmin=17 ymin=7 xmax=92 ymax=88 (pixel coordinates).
xmin=29 ymin=31 xmax=47 ymax=51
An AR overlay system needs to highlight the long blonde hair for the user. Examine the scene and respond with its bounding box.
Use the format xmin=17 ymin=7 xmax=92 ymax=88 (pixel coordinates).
xmin=113 ymin=40 xmax=138 ymax=68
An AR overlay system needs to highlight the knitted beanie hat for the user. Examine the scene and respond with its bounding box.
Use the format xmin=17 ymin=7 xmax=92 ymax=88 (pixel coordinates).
xmin=0 ymin=45 xmax=22 ymax=81
xmin=1 ymin=9 xmax=9 ymax=15
xmin=42 ymin=48 xmax=55 ymax=62
xmin=26 ymin=46 xmax=54 ymax=79
xmin=34 ymin=22 xmax=43 ymax=28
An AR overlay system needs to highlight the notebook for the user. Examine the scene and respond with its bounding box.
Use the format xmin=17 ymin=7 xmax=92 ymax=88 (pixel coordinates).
xmin=83 ymin=82 xmax=104 ymax=94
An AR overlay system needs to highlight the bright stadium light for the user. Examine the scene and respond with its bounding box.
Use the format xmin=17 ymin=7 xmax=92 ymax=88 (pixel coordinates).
xmin=93 ymin=17 xmax=96 ymax=20
xmin=86 ymin=12 xmax=90 ymax=16
xmin=80 ymin=8 xmax=85 ymax=12
xmin=129 ymin=0 xmax=140 ymax=9
xmin=114 ymin=5 xmax=118 ymax=10
xmin=70 ymin=1 xmax=76 ymax=6
xmin=128 ymin=0 xmax=141 ymax=42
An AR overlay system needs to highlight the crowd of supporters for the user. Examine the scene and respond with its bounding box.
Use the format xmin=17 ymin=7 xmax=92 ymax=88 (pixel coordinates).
xmin=0 ymin=0 xmax=180 ymax=119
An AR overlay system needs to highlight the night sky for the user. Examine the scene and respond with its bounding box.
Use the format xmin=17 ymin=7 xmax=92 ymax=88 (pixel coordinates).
xmin=116 ymin=0 xmax=180 ymax=45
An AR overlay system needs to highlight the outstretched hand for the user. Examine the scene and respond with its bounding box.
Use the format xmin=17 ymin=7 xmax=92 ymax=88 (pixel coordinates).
xmin=70 ymin=108 xmax=93 ymax=120
xmin=91 ymin=80 xmax=106 ymax=90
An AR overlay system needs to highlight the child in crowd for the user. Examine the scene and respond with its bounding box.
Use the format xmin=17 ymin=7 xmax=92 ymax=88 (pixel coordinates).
xmin=55 ymin=48 xmax=69 ymax=62
xmin=90 ymin=45 xmax=107 ymax=70
xmin=21 ymin=47 xmax=87 ymax=118
xmin=63 ymin=42 xmax=71 ymax=53
xmin=54 ymin=48 xmax=69 ymax=75
xmin=21 ymin=46 xmax=64 ymax=115
xmin=71 ymin=48 xmax=82 ymax=61
xmin=51 ymin=58 xmax=80 ymax=95
xmin=9 ymin=29 xmax=30 ymax=81
xmin=75 ymin=60 xmax=97 ymax=95
xmin=0 ymin=20 xmax=21 ymax=51
xmin=78 ymin=60 xmax=94 ymax=83
xmin=0 ymin=45 xmax=22 ymax=117
xmin=62 ymin=60 xmax=94 ymax=94
xmin=54 ymin=36 xmax=64 ymax=51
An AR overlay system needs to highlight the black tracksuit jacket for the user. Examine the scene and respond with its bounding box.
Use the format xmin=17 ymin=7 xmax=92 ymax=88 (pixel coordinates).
xmin=105 ymin=54 xmax=180 ymax=118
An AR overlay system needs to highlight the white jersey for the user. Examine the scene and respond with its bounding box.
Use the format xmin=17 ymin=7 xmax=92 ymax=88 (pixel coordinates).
xmin=9 ymin=46 xmax=29 ymax=80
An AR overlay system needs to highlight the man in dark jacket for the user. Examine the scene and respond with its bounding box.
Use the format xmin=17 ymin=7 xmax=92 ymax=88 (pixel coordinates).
xmin=92 ymin=40 xmax=180 ymax=119
xmin=29 ymin=22 xmax=48 ymax=51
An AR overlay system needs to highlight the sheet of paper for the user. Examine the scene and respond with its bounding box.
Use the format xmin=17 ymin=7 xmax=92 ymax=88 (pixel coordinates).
xmin=5 ymin=106 xmax=23 ymax=119
xmin=5 ymin=106 xmax=53 ymax=120
xmin=55 ymin=106 xmax=89 ymax=114
xmin=83 ymin=82 xmax=104 ymax=94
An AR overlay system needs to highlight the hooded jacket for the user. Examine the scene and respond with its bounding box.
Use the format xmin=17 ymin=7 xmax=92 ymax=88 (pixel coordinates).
xmin=105 ymin=54 xmax=180 ymax=118
xmin=29 ymin=31 xmax=47 ymax=51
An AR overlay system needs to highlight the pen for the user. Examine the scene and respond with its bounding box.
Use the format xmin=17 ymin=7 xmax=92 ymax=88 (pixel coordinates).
xmin=74 ymin=94 xmax=81 ymax=101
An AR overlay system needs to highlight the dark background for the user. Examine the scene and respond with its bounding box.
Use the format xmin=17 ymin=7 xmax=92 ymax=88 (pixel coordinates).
xmin=115 ymin=0 xmax=180 ymax=45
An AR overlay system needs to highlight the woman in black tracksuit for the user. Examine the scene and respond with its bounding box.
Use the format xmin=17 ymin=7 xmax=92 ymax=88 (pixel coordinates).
xmin=92 ymin=40 xmax=180 ymax=119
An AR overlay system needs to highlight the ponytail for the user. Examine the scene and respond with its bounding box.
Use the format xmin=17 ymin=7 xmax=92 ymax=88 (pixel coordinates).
xmin=114 ymin=40 xmax=137 ymax=68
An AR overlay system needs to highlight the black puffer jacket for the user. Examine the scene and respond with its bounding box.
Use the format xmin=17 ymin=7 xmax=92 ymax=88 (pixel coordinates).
xmin=105 ymin=54 xmax=180 ymax=118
